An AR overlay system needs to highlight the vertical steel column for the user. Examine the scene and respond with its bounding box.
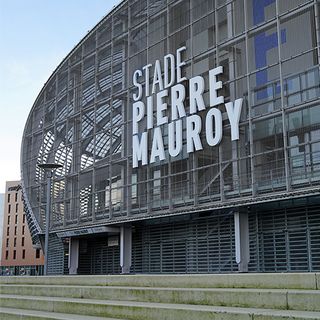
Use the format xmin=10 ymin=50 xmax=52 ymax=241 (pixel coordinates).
xmin=68 ymin=237 xmax=79 ymax=275
xmin=276 ymin=0 xmax=291 ymax=192
xmin=127 ymin=2 xmax=132 ymax=217
xmin=315 ymin=1 xmax=320 ymax=71
xmin=215 ymin=0 xmax=225 ymax=202
xmin=120 ymin=224 xmax=132 ymax=274
xmin=234 ymin=210 xmax=250 ymax=272
xmin=244 ymin=0 xmax=256 ymax=197
xmin=227 ymin=2 xmax=239 ymax=192
xmin=44 ymin=171 xmax=52 ymax=276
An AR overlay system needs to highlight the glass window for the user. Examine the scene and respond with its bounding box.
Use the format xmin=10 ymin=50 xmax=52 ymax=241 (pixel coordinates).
xmin=79 ymin=171 xmax=93 ymax=218
xmin=279 ymin=0 xmax=310 ymax=14
xmin=192 ymin=12 xmax=215 ymax=56
xmin=129 ymin=50 xmax=147 ymax=87
xmin=169 ymin=27 xmax=191 ymax=58
xmin=217 ymin=5 xmax=228 ymax=42
xmin=22 ymin=249 xmax=26 ymax=259
xmin=280 ymin=10 xmax=315 ymax=61
xmin=81 ymin=78 xmax=95 ymax=108
xmin=149 ymin=41 xmax=167 ymax=66
xmin=83 ymin=33 xmax=96 ymax=56
xmin=288 ymin=105 xmax=320 ymax=133
xmin=83 ymin=56 xmax=95 ymax=82
xmin=280 ymin=9 xmax=318 ymax=108
xmin=113 ymin=62 xmax=126 ymax=93
xmin=149 ymin=0 xmax=166 ymax=16
xmin=36 ymin=249 xmax=40 ymax=259
xmin=192 ymin=0 xmax=214 ymax=21
xmin=247 ymin=0 xmax=276 ymax=28
xmin=130 ymin=25 xmax=147 ymax=56
xmin=130 ymin=0 xmax=147 ymax=26
xmin=169 ymin=1 xmax=190 ymax=33
xmin=113 ymin=5 xmax=128 ymax=37
xmin=219 ymin=38 xmax=247 ymax=80
xmin=69 ymin=47 xmax=82 ymax=65
xmin=149 ymin=13 xmax=167 ymax=46
xmin=254 ymin=151 xmax=286 ymax=190
xmin=97 ymin=18 xmax=112 ymax=47
xmin=233 ymin=0 xmax=245 ymax=35
xmin=97 ymin=70 xmax=111 ymax=101
xmin=253 ymin=116 xmax=284 ymax=154
xmin=250 ymin=64 xmax=281 ymax=116
xmin=248 ymin=26 xmax=279 ymax=74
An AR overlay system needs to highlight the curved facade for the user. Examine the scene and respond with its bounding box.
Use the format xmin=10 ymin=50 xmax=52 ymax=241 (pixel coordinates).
xmin=22 ymin=0 xmax=320 ymax=274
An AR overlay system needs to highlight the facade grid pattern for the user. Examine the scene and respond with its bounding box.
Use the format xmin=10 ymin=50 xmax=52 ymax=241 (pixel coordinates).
xmin=21 ymin=0 xmax=320 ymax=271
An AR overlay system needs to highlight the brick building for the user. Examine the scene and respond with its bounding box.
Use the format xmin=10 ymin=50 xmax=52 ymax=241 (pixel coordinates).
xmin=0 ymin=181 xmax=44 ymax=275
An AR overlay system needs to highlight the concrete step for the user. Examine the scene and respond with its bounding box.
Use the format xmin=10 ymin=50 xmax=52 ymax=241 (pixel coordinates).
xmin=1 ymin=284 xmax=319 ymax=312
xmin=0 ymin=307 xmax=127 ymax=320
xmin=1 ymin=294 xmax=320 ymax=320
xmin=0 ymin=273 xmax=319 ymax=289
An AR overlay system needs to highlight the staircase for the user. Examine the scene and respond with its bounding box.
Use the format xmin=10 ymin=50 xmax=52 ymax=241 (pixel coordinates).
xmin=1 ymin=273 xmax=320 ymax=319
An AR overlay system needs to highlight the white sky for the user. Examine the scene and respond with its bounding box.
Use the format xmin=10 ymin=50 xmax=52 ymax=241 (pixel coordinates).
xmin=0 ymin=0 xmax=120 ymax=193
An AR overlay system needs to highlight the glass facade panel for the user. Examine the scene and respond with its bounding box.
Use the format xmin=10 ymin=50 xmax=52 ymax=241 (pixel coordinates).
xmin=21 ymin=0 xmax=320 ymax=246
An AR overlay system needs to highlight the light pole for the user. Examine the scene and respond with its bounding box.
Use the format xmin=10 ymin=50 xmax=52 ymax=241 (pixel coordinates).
xmin=37 ymin=163 xmax=62 ymax=275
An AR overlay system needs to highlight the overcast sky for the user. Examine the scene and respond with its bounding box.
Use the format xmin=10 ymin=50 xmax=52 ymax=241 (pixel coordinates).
xmin=0 ymin=0 xmax=120 ymax=193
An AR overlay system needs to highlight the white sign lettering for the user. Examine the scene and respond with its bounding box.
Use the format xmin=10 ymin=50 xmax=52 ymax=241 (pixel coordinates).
xmin=132 ymin=46 xmax=243 ymax=168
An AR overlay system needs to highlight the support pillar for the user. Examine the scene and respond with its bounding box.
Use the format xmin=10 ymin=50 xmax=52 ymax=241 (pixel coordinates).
xmin=68 ymin=237 xmax=79 ymax=275
xmin=234 ymin=211 xmax=250 ymax=272
xmin=120 ymin=225 xmax=132 ymax=274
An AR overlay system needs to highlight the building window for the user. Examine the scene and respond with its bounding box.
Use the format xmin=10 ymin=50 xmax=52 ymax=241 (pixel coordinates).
xmin=22 ymin=249 xmax=26 ymax=259
xmin=7 ymin=216 xmax=10 ymax=224
xmin=36 ymin=249 xmax=40 ymax=259
xmin=7 ymin=227 xmax=9 ymax=236
xmin=22 ymin=225 xmax=25 ymax=235
xmin=6 ymin=238 xmax=9 ymax=247
xmin=15 ymin=203 xmax=18 ymax=213
xmin=13 ymin=250 xmax=16 ymax=259
xmin=15 ymin=215 xmax=18 ymax=224
xmin=5 ymin=251 xmax=9 ymax=260
xmin=8 ymin=204 xmax=11 ymax=214
xmin=14 ymin=237 xmax=17 ymax=247
xmin=14 ymin=226 xmax=17 ymax=235
xmin=21 ymin=237 xmax=25 ymax=246
xmin=23 ymin=214 xmax=26 ymax=223
xmin=7 ymin=193 xmax=10 ymax=202
xmin=15 ymin=192 xmax=18 ymax=202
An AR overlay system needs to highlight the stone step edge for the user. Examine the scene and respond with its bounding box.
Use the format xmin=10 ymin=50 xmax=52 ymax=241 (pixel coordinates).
xmin=2 ymin=284 xmax=319 ymax=313
xmin=1 ymin=294 xmax=320 ymax=319
xmin=0 ymin=307 xmax=123 ymax=320
xmin=0 ymin=273 xmax=318 ymax=290
xmin=0 ymin=307 xmax=127 ymax=320
xmin=1 ymin=283 xmax=318 ymax=293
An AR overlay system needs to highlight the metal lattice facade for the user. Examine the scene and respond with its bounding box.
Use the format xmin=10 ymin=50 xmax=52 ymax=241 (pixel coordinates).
xmin=21 ymin=0 xmax=320 ymax=274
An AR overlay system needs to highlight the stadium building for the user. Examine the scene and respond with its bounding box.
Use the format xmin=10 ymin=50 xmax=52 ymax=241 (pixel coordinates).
xmin=21 ymin=0 xmax=320 ymax=275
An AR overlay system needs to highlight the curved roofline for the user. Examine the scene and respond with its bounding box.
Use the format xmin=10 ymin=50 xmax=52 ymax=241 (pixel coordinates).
xmin=20 ymin=0 xmax=125 ymax=179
